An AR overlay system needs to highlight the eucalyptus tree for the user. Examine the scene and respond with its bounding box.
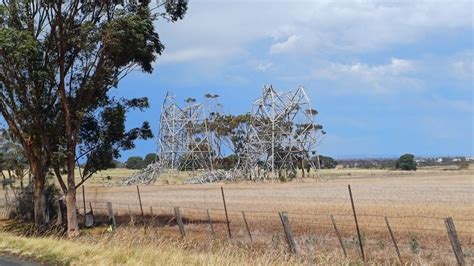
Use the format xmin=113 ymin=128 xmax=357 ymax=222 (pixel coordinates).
xmin=0 ymin=0 xmax=187 ymax=235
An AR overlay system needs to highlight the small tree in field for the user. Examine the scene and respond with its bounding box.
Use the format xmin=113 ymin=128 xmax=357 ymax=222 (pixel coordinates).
xmin=126 ymin=156 xmax=146 ymax=170
xmin=144 ymin=153 xmax=158 ymax=166
xmin=396 ymin=154 xmax=417 ymax=171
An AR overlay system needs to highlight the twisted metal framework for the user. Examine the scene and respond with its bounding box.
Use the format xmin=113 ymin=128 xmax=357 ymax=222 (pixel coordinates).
xmin=243 ymin=85 xmax=320 ymax=179
xmin=157 ymin=92 xmax=213 ymax=172
xmin=121 ymin=86 xmax=321 ymax=185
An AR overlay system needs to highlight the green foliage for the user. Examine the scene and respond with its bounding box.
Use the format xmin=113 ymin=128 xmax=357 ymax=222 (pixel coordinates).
xmin=311 ymin=155 xmax=337 ymax=169
xmin=103 ymin=12 xmax=163 ymax=73
xmin=376 ymin=240 xmax=385 ymax=250
xmin=15 ymin=182 xmax=62 ymax=222
xmin=0 ymin=128 xmax=27 ymax=186
xmin=110 ymin=160 xmax=124 ymax=168
xmin=79 ymin=100 xmax=153 ymax=177
xmin=0 ymin=0 xmax=187 ymax=227
xmin=144 ymin=153 xmax=158 ymax=166
xmin=396 ymin=154 xmax=417 ymax=171
xmin=125 ymin=156 xmax=145 ymax=170
xmin=207 ymin=113 xmax=252 ymax=155
xmin=409 ymin=234 xmax=419 ymax=253
xmin=319 ymin=155 xmax=337 ymax=169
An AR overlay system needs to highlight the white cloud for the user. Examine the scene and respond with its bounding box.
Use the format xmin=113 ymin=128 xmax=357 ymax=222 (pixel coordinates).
xmin=255 ymin=62 xmax=273 ymax=72
xmin=270 ymin=35 xmax=300 ymax=54
xmin=158 ymin=47 xmax=242 ymax=64
xmin=451 ymin=56 xmax=473 ymax=80
xmin=312 ymin=58 xmax=421 ymax=94
xmin=155 ymin=1 xmax=472 ymax=63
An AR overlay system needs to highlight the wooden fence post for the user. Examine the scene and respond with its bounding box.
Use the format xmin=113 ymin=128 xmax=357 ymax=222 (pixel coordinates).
xmin=384 ymin=216 xmax=402 ymax=263
xmin=444 ymin=217 xmax=465 ymax=266
xmin=174 ymin=207 xmax=186 ymax=238
xmin=242 ymin=211 xmax=253 ymax=242
xmin=206 ymin=209 xmax=215 ymax=237
xmin=330 ymin=215 xmax=347 ymax=258
xmin=82 ymin=185 xmax=86 ymax=215
xmin=279 ymin=212 xmax=298 ymax=253
xmin=137 ymin=185 xmax=144 ymax=217
xmin=150 ymin=206 xmax=155 ymax=226
xmin=107 ymin=202 xmax=116 ymax=230
xmin=128 ymin=204 xmax=135 ymax=226
xmin=348 ymin=184 xmax=365 ymax=261
xmin=221 ymin=187 xmax=232 ymax=238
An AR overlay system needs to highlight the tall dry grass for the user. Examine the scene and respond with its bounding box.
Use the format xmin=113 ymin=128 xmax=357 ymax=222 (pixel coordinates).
xmin=1 ymin=223 xmax=468 ymax=265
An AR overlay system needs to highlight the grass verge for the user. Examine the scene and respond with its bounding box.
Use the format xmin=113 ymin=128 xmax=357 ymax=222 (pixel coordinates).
xmin=0 ymin=230 xmax=319 ymax=265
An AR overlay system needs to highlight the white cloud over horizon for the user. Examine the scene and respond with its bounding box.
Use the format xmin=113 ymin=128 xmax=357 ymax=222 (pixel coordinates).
xmin=270 ymin=35 xmax=301 ymax=54
xmin=156 ymin=0 xmax=472 ymax=63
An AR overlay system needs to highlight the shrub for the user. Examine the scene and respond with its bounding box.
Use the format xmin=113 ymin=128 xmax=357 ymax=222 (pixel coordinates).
xmin=125 ymin=156 xmax=145 ymax=169
xmin=409 ymin=234 xmax=419 ymax=253
xmin=144 ymin=153 xmax=158 ymax=166
xmin=396 ymin=154 xmax=417 ymax=171
xmin=15 ymin=182 xmax=62 ymax=222
xmin=311 ymin=155 xmax=337 ymax=169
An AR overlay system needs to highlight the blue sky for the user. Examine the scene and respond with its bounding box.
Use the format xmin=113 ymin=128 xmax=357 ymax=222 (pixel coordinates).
xmin=116 ymin=0 xmax=473 ymax=159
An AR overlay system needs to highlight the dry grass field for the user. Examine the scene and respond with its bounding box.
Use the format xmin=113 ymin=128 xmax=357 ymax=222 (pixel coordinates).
xmin=1 ymin=166 xmax=473 ymax=264
xmin=72 ymin=166 xmax=474 ymax=264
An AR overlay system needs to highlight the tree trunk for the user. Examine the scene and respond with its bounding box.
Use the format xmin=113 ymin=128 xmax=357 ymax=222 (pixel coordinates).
xmin=65 ymin=140 xmax=79 ymax=237
xmin=31 ymin=162 xmax=46 ymax=227
xmin=56 ymin=0 xmax=79 ymax=237
xmin=65 ymin=179 xmax=79 ymax=237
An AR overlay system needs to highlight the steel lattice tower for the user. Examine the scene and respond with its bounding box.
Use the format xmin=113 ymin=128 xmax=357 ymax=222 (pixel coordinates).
xmin=157 ymin=92 xmax=213 ymax=172
xmin=244 ymin=85 xmax=320 ymax=179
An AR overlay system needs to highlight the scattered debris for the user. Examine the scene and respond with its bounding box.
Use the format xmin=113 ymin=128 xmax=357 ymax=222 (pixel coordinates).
xmin=183 ymin=169 xmax=239 ymax=184
xmin=118 ymin=163 xmax=161 ymax=186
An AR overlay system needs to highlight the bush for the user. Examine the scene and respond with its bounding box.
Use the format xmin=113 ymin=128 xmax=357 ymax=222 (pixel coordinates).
xmin=396 ymin=154 xmax=417 ymax=171
xmin=144 ymin=153 xmax=158 ymax=166
xmin=409 ymin=234 xmax=419 ymax=253
xmin=15 ymin=182 xmax=62 ymax=222
xmin=125 ymin=156 xmax=145 ymax=169
xmin=110 ymin=160 xmax=124 ymax=168
xmin=311 ymin=155 xmax=337 ymax=169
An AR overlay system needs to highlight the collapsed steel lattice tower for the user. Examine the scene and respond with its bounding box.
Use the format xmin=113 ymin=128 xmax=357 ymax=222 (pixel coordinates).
xmin=243 ymin=85 xmax=320 ymax=179
xmin=121 ymin=86 xmax=322 ymax=185
xmin=157 ymin=92 xmax=213 ymax=172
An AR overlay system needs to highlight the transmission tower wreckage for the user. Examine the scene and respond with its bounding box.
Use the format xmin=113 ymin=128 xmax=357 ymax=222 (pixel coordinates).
xmin=120 ymin=85 xmax=324 ymax=185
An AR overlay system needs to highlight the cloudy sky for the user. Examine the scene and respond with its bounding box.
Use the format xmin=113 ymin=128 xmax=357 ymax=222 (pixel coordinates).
xmin=117 ymin=0 xmax=473 ymax=159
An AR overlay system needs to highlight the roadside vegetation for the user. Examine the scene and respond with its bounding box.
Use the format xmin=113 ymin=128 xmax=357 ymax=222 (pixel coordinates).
xmin=0 ymin=229 xmax=340 ymax=265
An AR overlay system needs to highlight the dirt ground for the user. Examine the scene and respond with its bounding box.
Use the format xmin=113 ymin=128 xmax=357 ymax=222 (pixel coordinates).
xmin=83 ymin=167 xmax=473 ymax=221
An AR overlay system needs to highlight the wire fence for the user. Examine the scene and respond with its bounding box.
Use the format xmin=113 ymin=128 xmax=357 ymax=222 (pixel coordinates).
xmin=71 ymin=184 xmax=474 ymax=264
xmin=1 ymin=184 xmax=473 ymax=264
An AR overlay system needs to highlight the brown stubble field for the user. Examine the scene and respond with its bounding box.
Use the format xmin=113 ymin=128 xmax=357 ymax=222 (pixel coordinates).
xmin=77 ymin=167 xmax=474 ymax=264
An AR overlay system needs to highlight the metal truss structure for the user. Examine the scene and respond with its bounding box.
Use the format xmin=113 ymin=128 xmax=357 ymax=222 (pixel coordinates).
xmin=157 ymin=93 xmax=213 ymax=172
xmin=121 ymin=86 xmax=322 ymax=185
xmin=242 ymin=85 xmax=320 ymax=180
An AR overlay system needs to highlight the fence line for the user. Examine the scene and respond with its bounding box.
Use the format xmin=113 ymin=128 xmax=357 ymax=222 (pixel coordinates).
xmin=1 ymin=184 xmax=472 ymax=264
xmin=81 ymin=199 xmax=474 ymax=223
